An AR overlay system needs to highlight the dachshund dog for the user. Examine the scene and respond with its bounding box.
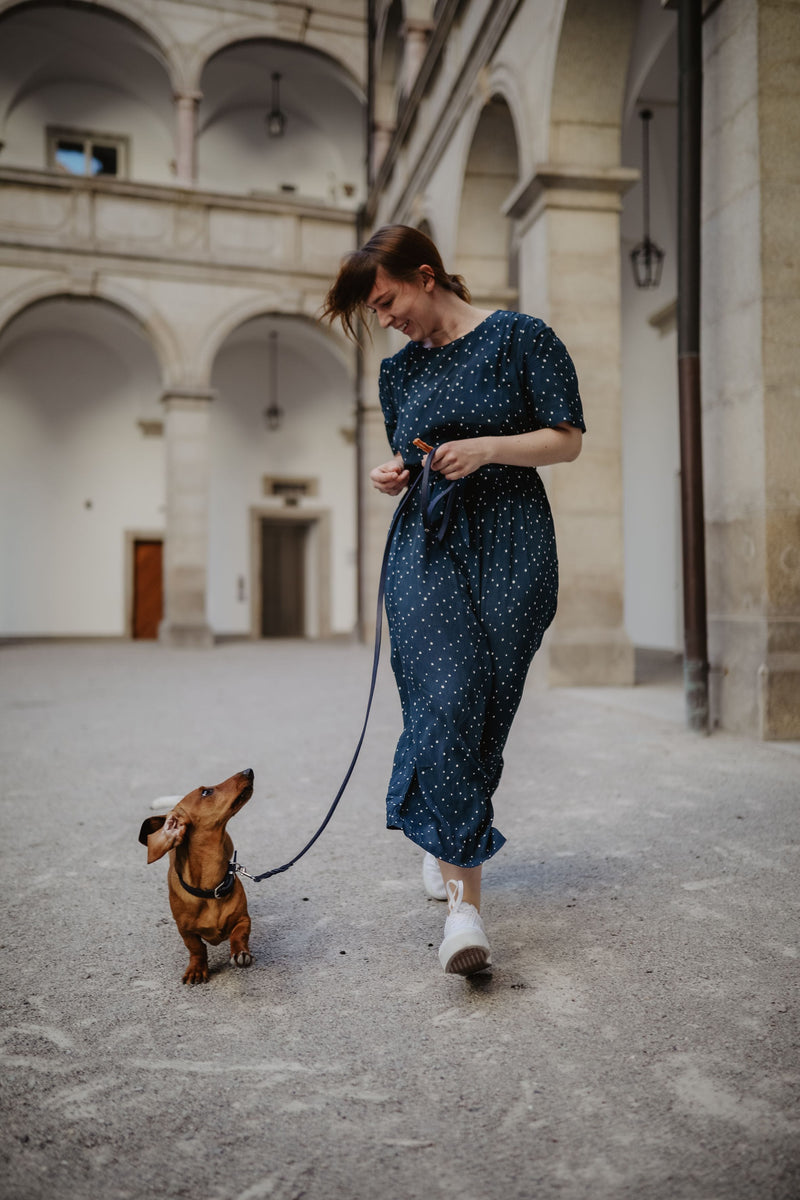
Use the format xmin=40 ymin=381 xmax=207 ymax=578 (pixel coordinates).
xmin=139 ymin=768 xmax=254 ymax=984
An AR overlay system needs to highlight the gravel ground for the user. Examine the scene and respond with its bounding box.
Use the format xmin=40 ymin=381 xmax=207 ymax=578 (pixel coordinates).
xmin=1 ymin=639 xmax=798 ymax=1200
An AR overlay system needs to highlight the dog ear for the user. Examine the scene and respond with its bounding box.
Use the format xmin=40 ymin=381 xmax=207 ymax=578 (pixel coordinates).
xmin=139 ymin=813 xmax=189 ymax=864
xmin=139 ymin=814 xmax=167 ymax=847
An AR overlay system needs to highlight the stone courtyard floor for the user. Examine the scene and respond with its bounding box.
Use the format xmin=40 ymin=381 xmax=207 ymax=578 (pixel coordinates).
xmin=1 ymin=639 xmax=798 ymax=1200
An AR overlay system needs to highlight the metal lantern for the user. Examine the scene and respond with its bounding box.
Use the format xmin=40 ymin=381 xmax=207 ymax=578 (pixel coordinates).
xmin=630 ymin=108 xmax=665 ymax=289
xmin=263 ymin=331 xmax=284 ymax=430
xmin=267 ymin=72 xmax=286 ymax=138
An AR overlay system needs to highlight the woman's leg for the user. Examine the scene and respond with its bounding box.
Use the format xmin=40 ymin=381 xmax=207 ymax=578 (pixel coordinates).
xmin=438 ymin=861 xmax=482 ymax=910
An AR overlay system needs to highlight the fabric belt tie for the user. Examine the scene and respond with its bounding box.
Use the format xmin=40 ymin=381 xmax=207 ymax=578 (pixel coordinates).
xmin=420 ymin=449 xmax=460 ymax=542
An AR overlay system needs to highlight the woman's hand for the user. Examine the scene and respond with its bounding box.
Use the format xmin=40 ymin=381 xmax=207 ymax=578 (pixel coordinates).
xmin=430 ymin=438 xmax=491 ymax=480
xmin=370 ymin=457 xmax=410 ymax=495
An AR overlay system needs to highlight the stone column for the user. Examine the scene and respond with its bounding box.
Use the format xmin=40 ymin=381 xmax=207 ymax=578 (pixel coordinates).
xmin=402 ymin=19 xmax=433 ymax=94
xmin=372 ymin=119 xmax=396 ymax=177
xmin=175 ymin=92 xmax=201 ymax=186
xmin=359 ymin=335 xmax=396 ymax=640
xmin=702 ymin=0 xmax=800 ymax=737
xmin=159 ymin=390 xmax=214 ymax=648
xmin=508 ymin=164 xmax=638 ymax=685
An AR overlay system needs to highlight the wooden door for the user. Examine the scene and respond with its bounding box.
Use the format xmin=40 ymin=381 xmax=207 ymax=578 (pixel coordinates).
xmin=132 ymin=539 xmax=163 ymax=639
xmin=261 ymin=521 xmax=306 ymax=637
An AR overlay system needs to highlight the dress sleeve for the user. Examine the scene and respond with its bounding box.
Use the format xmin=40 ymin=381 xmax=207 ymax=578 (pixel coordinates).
xmin=378 ymin=357 xmax=399 ymax=451
xmin=515 ymin=317 xmax=586 ymax=433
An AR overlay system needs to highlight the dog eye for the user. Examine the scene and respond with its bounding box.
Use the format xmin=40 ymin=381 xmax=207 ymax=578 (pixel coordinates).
xmin=201 ymin=787 xmax=214 ymax=797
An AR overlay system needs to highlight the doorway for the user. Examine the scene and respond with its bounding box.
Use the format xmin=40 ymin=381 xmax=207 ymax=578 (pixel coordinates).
xmin=132 ymin=538 xmax=163 ymax=639
xmin=260 ymin=519 xmax=308 ymax=637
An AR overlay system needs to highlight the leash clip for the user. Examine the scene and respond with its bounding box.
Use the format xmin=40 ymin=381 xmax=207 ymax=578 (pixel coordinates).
xmin=229 ymin=850 xmax=254 ymax=882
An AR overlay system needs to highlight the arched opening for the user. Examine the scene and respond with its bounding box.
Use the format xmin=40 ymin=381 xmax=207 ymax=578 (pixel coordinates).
xmin=0 ymin=2 xmax=175 ymax=185
xmin=455 ymin=96 xmax=520 ymax=307
xmin=209 ymin=315 xmax=356 ymax=638
xmin=0 ymin=297 xmax=165 ymax=636
xmin=198 ymin=40 xmax=365 ymax=204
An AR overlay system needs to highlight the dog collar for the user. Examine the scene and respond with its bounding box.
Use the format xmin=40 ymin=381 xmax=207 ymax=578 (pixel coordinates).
xmin=176 ymin=861 xmax=237 ymax=900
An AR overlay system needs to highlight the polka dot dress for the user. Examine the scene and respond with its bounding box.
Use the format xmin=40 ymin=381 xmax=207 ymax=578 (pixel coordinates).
xmin=379 ymin=311 xmax=586 ymax=868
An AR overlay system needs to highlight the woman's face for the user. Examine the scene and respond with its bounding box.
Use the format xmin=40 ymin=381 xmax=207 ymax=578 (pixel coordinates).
xmin=365 ymin=265 xmax=435 ymax=342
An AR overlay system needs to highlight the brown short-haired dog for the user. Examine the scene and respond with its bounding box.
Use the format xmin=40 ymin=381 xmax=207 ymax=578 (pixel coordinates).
xmin=139 ymin=768 xmax=254 ymax=984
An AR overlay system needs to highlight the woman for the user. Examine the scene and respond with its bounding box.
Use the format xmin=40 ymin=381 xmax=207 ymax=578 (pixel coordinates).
xmin=322 ymin=225 xmax=585 ymax=977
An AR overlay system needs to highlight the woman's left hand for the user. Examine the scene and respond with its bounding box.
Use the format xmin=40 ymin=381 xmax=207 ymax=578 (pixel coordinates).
xmin=429 ymin=438 xmax=491 ymax=480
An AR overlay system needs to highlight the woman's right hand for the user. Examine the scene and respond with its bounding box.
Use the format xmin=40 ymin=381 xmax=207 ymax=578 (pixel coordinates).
xmin=370 ymin=458 xmax=410 ymax=496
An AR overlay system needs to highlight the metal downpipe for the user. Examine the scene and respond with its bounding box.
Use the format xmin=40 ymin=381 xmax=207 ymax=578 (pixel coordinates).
xmin=677 ymin=0 xmax=710 ymax=732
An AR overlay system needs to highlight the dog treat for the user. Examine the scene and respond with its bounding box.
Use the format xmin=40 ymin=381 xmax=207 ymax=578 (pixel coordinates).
xmin=413 ymin=438 xmax=434 ymax=453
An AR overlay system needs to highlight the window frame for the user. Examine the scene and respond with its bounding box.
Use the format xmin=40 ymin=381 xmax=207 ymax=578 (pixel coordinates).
xmin=46 ymin=126 xmax=129 ymax=180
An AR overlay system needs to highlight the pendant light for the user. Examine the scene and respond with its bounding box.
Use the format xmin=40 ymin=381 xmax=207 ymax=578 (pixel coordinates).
xmin=263 ymin=331 xmax=284 ymax=431
xmin=630 ymin=108 xmax=665 ymax=288
xmin=267 ymin=72 xmax=286 ymax=138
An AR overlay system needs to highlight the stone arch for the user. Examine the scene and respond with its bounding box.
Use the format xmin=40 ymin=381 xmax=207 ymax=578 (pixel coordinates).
xmin=375 ymin=0 xmax=404 ymax=125
xmin=480 ymin=64 xmax=532 ymax=180
xmin=0 ymin=0 xmax=180 ymax=182
xmin=0 ymin=292 xmax=167 ymax=637
xmin=523 ymin=0 xmax=640 ymax=689
xmin=0 ymin=277 xmax=182 ymax=391
xmin=196 ymin=37 xmax=365 ymax=201
xmin=549 ymin=0 xmax=639 ymax=167
xmin=207 ymin=310 xmax=358 ymax=638
xmin=197 ymin=300 xmax=354 ymax=392
xmin=0 ymin=0 xmax=185 ymax=92
xmin=189 ymin=24 xmax=364 ymax=96
xmin=455 ymin=94 xmax=521 ymax=307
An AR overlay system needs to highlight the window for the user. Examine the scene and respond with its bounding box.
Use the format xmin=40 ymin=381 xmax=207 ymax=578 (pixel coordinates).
xmin=47 ymin=128 xmax=128 ymax=178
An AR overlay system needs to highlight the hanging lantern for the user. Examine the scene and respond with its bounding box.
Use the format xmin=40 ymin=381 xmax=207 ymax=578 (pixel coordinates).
xmin=263 ymin=331 xmax=284 ymax=431
xmin=267 ymin=72 xmax=286 ymax=138
xmin=630 ymin=108 xmax=665 ymax=289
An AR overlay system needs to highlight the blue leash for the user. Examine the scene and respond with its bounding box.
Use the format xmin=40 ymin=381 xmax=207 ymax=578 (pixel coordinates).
xmin=236 ymin=449 xmax=457 ymax=883
xmin=242 ymin=464 xmax=432 ymax=882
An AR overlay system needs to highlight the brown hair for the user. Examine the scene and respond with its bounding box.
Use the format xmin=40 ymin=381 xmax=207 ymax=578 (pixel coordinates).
xmin=320 ymin=224 xmax=470 ymax=341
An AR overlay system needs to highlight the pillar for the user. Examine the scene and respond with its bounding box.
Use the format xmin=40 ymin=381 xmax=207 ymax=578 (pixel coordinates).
xmin=508 ymin=164 xmax=639 ymax=685
xmin=702 ymin=0 xmax=800 ymax=737
xmin=402 ymin=19 xmax=433 ymax=94
xmin=159 ymin=390 xmax=214 ymax=648
xmin=175 ymin=92 xmax=201 ymax=187
xmin=359 ymin=334 xmax=396 ymax=639
xmin=372 ymin=119 xmax=396 ymax=177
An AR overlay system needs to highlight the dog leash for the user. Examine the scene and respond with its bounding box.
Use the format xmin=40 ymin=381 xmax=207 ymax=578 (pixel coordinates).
xmin=232 ymin=452 xmax=457 ymax=885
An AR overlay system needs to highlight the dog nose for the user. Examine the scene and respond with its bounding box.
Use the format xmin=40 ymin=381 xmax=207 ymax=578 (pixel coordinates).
xmin=242 ymin=768 xmax=254 ymax=780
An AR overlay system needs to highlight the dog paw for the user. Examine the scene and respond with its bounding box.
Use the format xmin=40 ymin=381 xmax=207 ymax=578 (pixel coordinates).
xmin=182 ymin=964 xmax=210 ymax=985
xmin=231 ymin=951 xmax=252 ymax=968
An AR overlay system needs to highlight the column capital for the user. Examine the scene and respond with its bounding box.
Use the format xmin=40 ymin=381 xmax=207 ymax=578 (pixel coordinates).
xmin=402 ymin=18 xmax=434 ymax=36
xmin=503 ymin=163 xmax=640 ymax=230
xmin=174 ymin=90 xmax=203 ymax=104
xmin=161 ymin=388 xmax=216 ymax=410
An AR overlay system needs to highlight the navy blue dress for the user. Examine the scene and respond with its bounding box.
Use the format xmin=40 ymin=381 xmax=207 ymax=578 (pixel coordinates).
xmin=379 ymin=310 xmax=585 ymax=868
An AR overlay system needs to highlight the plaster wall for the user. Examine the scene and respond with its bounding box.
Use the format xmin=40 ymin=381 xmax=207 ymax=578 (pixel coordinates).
xmin=620 ymin=18 xmax=681 ymax=652
xmin=0 ymin=299 xmax=165 ymax=635
xmin=209 ymin=324 xmax=357 ymax=635
xmin=2 ymin=84 xmax=174 ymax=184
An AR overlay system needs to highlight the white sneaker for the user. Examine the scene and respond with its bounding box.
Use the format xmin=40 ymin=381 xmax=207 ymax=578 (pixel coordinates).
xmin=422 ymin=852 xmax=448 ymax=901
xmin=438 ymin=879 xmax=492 ymax=976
